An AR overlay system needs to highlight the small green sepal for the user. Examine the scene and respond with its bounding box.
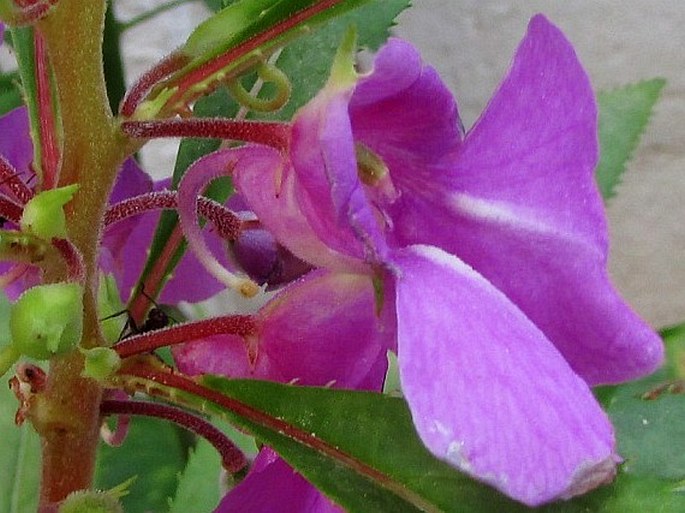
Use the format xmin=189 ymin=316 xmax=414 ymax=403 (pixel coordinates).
xmin=58 ymin=490 xmax=123 ymax=513
xmin=20 ymin=184 xmax=79 ymax=239
xmin=10 ymin=282 xmax=84 ymax=360
xmin=327 ymin=27 xmax=358 ymax=90
xmin=81 ymin=347 xmax=121 ymax=380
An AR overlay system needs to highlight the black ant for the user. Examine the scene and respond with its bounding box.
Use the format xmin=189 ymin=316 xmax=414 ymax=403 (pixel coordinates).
xmin=101 ymin=286 xmax=175 ymax=341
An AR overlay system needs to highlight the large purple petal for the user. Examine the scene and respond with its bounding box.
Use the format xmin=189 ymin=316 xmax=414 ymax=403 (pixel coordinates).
xmin=388 ymin=15 xmax=662 ymax=384
xmin=174 ymin=269 xmax=391 ymax=390
xmin=393 ymin=245 xmax=618 ymax=506
xmin=0 ymin=107 xmax=32 ymax=175
xmin=216 ymin=448 xmax=344 ymax=513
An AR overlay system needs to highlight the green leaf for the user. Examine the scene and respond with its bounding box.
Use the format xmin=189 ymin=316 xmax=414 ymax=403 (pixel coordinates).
xmin=601 ymin=326 xmax=685 ymax=480
xmin=0 ymin=295 xmax=41 ymax=513
xmin=95 ymin=417 xmax=190 ymax=513
xmin=596 ymin=78 xmax=665 ymax=199
xmin=199 ymin=376 xmax=519 ymax=512
xmin=168 ymin=439 xmax=222 ymax=513
xmin=258 ymin=0 xmax=409 ymax=120
xmin=0 ymin=71 xmax=23 ymax=115
xmin=179 ymin=361 xmax=685 ymax=513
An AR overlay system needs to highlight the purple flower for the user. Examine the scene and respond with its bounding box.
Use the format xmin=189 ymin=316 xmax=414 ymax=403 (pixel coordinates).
xmin=176 ymin=15 xmax=665 ymax=507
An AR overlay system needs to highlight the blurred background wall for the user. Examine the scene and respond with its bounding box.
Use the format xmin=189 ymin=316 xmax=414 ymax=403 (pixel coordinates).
xmin=115 ymin=0 xmax=685 ymax=329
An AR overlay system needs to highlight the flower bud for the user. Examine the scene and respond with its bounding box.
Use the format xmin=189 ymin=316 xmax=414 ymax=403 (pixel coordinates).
xmin=10 ymin=282 xmax=83 ymax=360
xmin=20 ymin=184 xmax=79 ymax=240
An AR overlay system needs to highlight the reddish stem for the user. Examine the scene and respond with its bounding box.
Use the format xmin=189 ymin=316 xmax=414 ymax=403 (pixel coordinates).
xmin=129 ymin=224 xmax=184 ymax=325
xmin=34 ymin=31 xmax=61 ymax=190
xmin=121 ymin=118 xmax=290 ymax=151
xmin=119 ymin=51 xmax=190 ymax=117
xmin=51 ymin=238 xmax=86 ymax=283
xmin=0 ymin=196 xmax=24 ymax=224
xmin=101 ymin=399 xmax=247 ymax=472
xmin=104 ymin=190 xmax=242 ymax=240
xmin=162 ymin=0 xmax=347 ymax=115
xmin=0 ymin=155 xmax=33 ymax=205
xmin=112 ymin=314 xmax=257 ymax=358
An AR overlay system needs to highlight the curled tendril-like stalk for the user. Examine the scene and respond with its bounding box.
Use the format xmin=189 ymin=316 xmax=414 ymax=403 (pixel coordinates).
xmin=227 ymin=61 xmax=292 ymax=113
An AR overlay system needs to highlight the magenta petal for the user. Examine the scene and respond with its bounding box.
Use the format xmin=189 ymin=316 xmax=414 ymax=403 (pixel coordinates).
xmin=216 ymin=448 xmax=343 ymax=513
xmin=257 ymin=269 xmax=390 ymax=389
xmin=0 ymin=107 xmax=33 ymax=175
xmin=389 ymin=15 xmax=663 ymax=384
xmin=350 ymin=38 xmax=462 ymax=162
xmin=393 ymin=245 xmax=618 ymax=506
xmin=234 ymin=147 xmax=365 ymax=272
xmin=291 ymin=89 xmax=388 ymax=264
xmin=175 ymin=269 xmax=390 ymax=390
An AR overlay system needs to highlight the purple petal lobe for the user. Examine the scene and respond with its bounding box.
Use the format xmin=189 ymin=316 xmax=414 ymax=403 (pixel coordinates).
xmin=291 ymin=88 xmax=388 ymax=264
xmin=393 ymin=245 xmax=617 ymax=506
xmin=350 ymin=38 xmax=463 ymax=163
xmin=175 ymin=269 xmax=391 ymax=390
xmin=0 ymin=107 xmax=33 ymax=175
xmin=233 ymin=146 xmax=367 ymax=272
xmin=389 ymin=15 xmax=663 ymax=384
xmin=216 ymin=448 xmax=343 ymax=513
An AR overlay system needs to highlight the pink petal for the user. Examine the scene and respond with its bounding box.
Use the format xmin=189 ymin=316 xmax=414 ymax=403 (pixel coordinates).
xmin=393 ymin=245 xmax=618 ymax=506
xmin=291 ymin=89 xmax=388 ymax=264
xmin=233 ymin=146 xmax=366 ymax=272
xmin=216 ymin=448 xmax=343 ymax=513
xmin=389 ymin=15 xmax=662 ymax=384
xmin=175 ymin=269 xmax=391 ymax=391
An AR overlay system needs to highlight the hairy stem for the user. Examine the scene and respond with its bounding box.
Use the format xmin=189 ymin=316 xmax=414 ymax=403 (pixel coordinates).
xmin=34 ymin=0 xmax=128 ymax=505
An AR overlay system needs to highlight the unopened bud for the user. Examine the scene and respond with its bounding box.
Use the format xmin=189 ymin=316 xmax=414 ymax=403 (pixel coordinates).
xmin=10 ymin=282 xmax=83 ymax=360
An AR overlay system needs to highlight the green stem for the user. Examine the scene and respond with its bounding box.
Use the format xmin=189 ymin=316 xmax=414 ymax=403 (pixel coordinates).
xmin=33 ymin=0 xmax=128 ymax=506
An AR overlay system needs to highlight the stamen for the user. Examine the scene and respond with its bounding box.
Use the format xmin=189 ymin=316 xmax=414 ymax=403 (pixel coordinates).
xmin=101 ymin=399 xmax=247 ymax=473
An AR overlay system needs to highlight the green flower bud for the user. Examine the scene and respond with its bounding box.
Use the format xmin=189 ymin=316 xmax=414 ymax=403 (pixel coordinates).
xmin=81 ymin=347 xmax=121 ymax=380
xmin=10 ymin=282 xmax=83 ymax=360
xmin=20 ymin=184 xmax=79 ymax=240
xmin=58 ymin=490 xmax=123 ymax=513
